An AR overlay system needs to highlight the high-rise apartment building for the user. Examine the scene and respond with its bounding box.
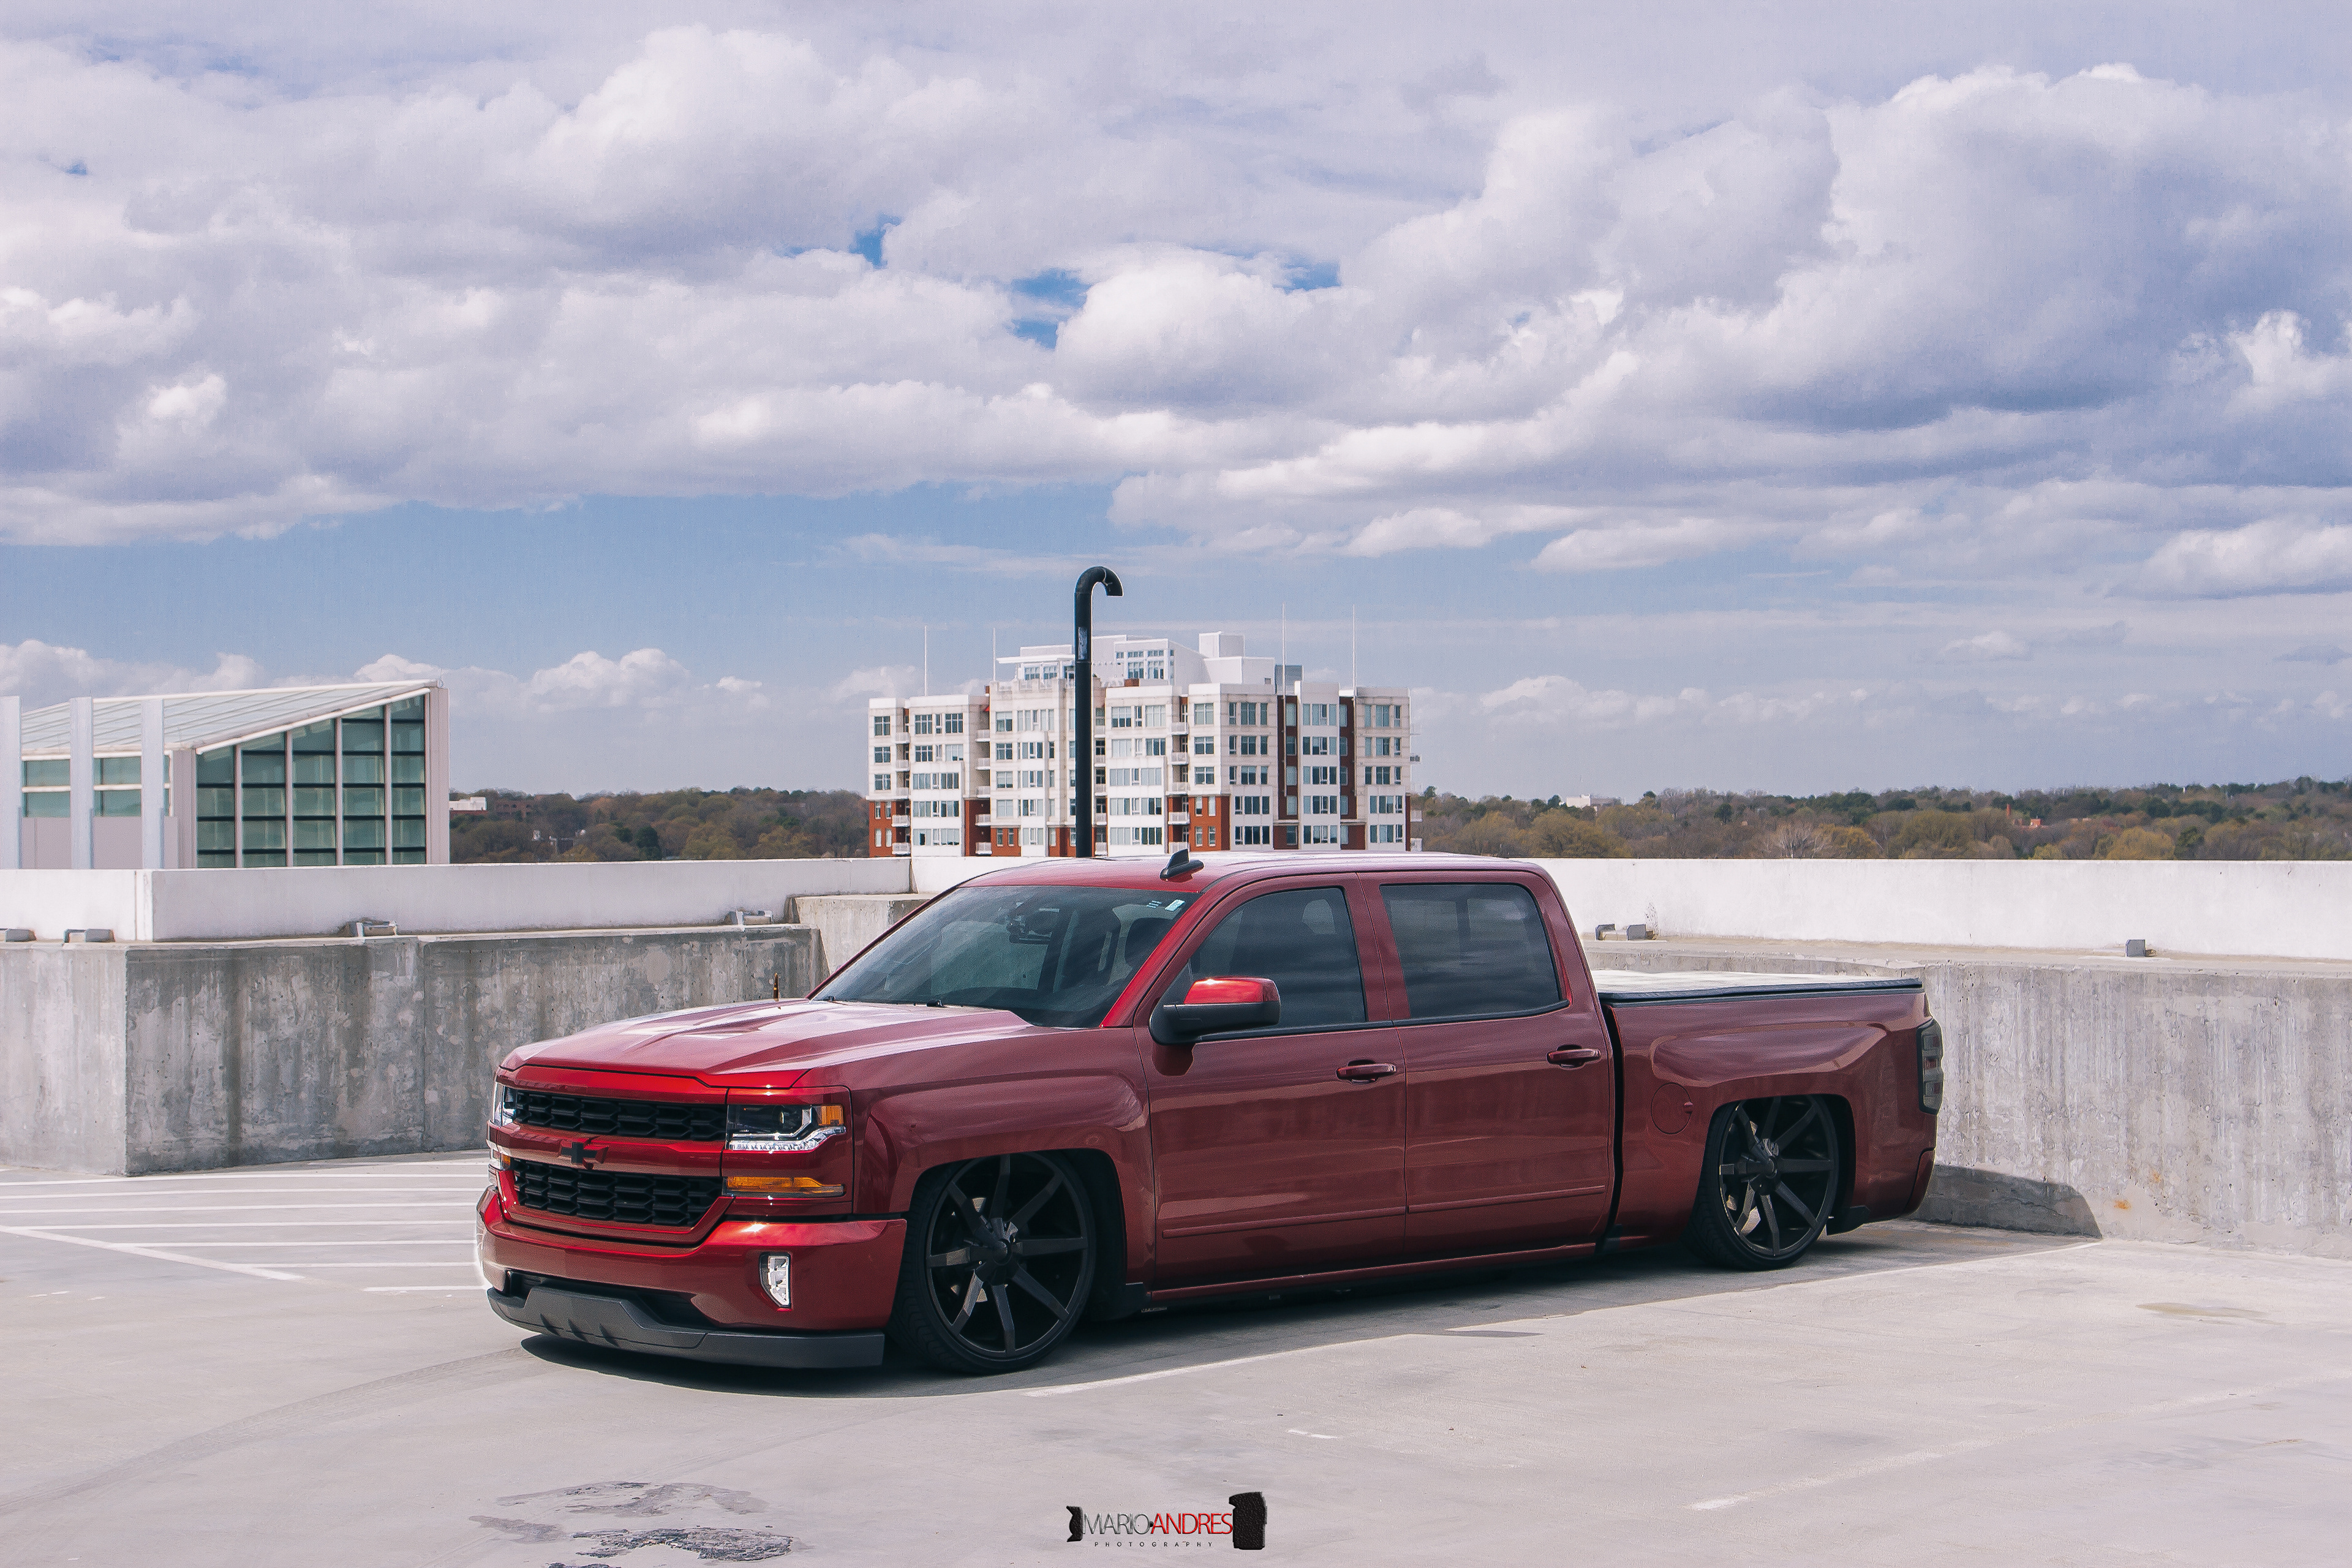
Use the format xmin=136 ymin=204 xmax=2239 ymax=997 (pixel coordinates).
xmin=865 ymin=631 xmax=1418 ymax=858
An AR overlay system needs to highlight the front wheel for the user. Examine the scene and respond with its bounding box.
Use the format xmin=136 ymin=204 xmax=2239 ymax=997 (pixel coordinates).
xmin=1683 ymin=1096 xmax=1841 ymax=1270
xmin=888 ymin=1152 xmax=1098 ymax=1374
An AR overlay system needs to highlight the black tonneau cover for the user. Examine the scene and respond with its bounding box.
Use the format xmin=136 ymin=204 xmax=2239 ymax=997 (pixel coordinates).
xmin=1590 ymin=969 xmax=1923 ymax=1007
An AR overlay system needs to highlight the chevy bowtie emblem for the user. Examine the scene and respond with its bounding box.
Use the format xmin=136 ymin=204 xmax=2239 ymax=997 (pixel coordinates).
xmin=559 ymin=1140 xmax=599 ymax=1167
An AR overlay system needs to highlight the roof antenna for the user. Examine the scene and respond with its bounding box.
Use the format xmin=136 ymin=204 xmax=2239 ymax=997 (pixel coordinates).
xmin=1161 ymin=844 xmax=1205 ymax=880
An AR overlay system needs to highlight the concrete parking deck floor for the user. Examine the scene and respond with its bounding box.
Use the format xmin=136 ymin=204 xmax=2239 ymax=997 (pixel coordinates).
xmin=2 ymin=1155 xmax=2348 ymax=1567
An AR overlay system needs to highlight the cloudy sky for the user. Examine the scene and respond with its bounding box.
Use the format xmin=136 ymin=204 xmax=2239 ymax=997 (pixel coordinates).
xmin=4 ymin=1 xmax=2350 ymax=795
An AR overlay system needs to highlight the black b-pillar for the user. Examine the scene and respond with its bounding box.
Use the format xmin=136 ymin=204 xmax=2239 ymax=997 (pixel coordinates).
xmin=1072 ymin=565 xmax=1123 ymax=856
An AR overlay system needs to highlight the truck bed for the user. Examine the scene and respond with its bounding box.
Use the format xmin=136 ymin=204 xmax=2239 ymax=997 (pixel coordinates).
xmin=1589 ymin=968 xmax=1923 ymax=1006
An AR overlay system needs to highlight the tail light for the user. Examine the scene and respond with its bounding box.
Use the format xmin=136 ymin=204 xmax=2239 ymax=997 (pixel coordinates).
xmin=723 ymin=1088 xmax=852 ymax=1204
xmin=1917 ymin=1019 xmax=1944 ymax=1114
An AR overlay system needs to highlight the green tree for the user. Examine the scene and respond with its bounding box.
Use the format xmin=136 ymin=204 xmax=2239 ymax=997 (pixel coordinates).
xmin=1529 ymin=812 xmax=1630 ymax=858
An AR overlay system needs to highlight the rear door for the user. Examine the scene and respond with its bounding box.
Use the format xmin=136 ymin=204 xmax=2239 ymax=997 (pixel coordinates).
xmin=1143 ymin=877 xmax=1408 ymax=1284
xmin=1365 ymin=874 xmax=1616 ymax=1253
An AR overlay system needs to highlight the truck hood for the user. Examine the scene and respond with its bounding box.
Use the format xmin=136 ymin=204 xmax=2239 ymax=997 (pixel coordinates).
xmin=504 ymin=998 xmax=1043 ymax=1084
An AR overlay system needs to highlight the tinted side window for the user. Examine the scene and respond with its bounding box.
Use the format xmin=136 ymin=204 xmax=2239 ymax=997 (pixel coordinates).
xmin=1172 ymin=886 xmax=1366 ymax=1028
xmin=1381 ymin=882 xmax=1561 ymax=1019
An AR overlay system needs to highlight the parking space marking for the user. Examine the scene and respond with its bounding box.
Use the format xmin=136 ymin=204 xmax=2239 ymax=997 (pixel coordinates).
xmin=0 ymin=1226 xmax=307 ymax=1281
xmin=1020 ymin=1335 xmax=1412 ymax=1396
xmin=1684 ymin=1365 xmax=2352 ymax=1511
xmin=0 ymin=1213 xmax=480 ymax=1222
xmin=0 ymin=1159 xmax=491 ymax=1291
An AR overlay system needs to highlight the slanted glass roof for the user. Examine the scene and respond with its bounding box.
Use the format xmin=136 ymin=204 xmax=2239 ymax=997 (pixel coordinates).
xmin=17 ymin=683 xmax=437 ymax=757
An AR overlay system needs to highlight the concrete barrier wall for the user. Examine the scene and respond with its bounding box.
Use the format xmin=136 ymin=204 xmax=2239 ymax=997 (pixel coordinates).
xmin=796 ymin=894 xmax=933 ymax=981
xmin=1536 ymin=858 xmax=2352 ymax=962
xmin=1597 ymin=940 xmax=2352 ymax=1258
xmin=9 ymin=854 xmax=2346 ymax=958
xmin=916 ymin=854 xmax=2352 ymax=962
xmin=0 ymin=869 xmax=145 ymax=940
xmin=2 ymin=925 xmax=820 ymax=1174
xmin=0 ymin=858 xmax=912 ymax=943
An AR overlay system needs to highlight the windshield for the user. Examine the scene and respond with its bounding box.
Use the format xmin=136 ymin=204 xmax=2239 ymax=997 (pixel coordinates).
xmin=816 ymin=884 xmax=1194 ymax=1028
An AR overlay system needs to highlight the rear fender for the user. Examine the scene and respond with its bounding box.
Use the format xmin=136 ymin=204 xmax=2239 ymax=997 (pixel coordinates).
xmin=1615 ymin=1022 xmax=1890 ymax=1241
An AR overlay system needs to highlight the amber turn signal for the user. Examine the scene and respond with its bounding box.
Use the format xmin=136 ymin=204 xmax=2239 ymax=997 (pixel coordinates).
xmin=724 ymin=1175 xmax=846 ymax=1196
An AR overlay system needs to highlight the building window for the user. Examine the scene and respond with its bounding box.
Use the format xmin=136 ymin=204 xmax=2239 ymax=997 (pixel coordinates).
xmin=873 ymin=715 xmax=891 ymax=736
xmin=342 ymin=710 xmax=386 ymax=865
xmin=1235 ymin=825 xmax=1270 ymax=845
xmin=1235 ymin=796 xmax=1270 ymax=816
xmin=1307 ymin=795 xmax=1339 ymax=816
xmin=996 ymin=714 xmax=1014 ymax=731
xmin=389 ymin=696 xmax=428 ymax=865
xmin=1303 ymin=824 xmax=1341 ymax=844
xmin=1370 ymin=824 xmax=1405 ymax=844
xmin=943 ymin=714 xmax=964 ymax=734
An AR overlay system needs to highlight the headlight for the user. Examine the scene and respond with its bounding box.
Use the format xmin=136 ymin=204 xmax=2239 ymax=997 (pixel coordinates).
xmin=489 ymin=1080 xmax=517 ymax=1129
xmin=727 ymin=1102 xmax=844 ymax=1152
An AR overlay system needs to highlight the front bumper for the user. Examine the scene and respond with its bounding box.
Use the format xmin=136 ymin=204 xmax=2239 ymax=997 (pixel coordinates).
xmin=487 ymin=1280 xmax=884 ymax=1368
xmin=477 ymin=1186 xmax=904 ymax=1355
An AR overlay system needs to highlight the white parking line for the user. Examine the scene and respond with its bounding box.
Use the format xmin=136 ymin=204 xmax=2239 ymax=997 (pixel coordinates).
xmin=158 ymin=1240 xmax=477 ymax=1249
xmin=0 ymin=1226 xmax=306 ymax=1281
xmin=0 ymin=1189 xmax=484 ymax=1202
xmin=366 ymin=1283 xmax=489 ymax=1292
xmin=23 ymin=1221 xmax=470 ymax=1231
xmin=0 ymin=1159 xmax=498 ymax=1292
xmin=0 ymin=1213 xmax=482 ymax=1222
xmin=1020 ymin=1336 xmax=1411 ymax=1396
xmin=1684 ymin=1365 xmax=2352 ymax=1511
xmin=0 ymin=1164 xmax=484 ymax=1186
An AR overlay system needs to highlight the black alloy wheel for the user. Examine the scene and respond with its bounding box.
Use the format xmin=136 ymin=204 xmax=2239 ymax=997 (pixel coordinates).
xmin=888 ymin=1152 xmax=1098 ymax=1374
xmin=1683 ymin=1096 xmax=1841 ymax=1270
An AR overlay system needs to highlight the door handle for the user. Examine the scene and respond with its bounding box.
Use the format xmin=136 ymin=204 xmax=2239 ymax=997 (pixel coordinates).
xmin=1546 ymin=1047 xmax=1605 ymax=1068
xmin=1336 ymin=1060 xmax=1398 ymax=1082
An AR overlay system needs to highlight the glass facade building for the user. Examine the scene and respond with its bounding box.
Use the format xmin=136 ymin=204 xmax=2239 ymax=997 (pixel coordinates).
xmin=10 ymin=682 xmax=449 ymax=870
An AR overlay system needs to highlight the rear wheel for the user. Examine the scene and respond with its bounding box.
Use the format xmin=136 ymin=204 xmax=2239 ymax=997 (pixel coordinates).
xmin=1683 ymin=1096 xmax=1840 ymax=1270
xmin=888 ymin=1152 xmax=1098 ymax=1374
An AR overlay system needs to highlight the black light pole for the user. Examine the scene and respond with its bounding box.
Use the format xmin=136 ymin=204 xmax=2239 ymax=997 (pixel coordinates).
xmin=1072 ymin=565 xmax=1123 ymax=856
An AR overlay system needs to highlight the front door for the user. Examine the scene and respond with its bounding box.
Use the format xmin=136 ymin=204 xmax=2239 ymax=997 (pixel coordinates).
xmin=1368 ymin=876 xmax=1616 ymax=1254
xmin=1145 ymin=880 xmax=1407 ymax=1284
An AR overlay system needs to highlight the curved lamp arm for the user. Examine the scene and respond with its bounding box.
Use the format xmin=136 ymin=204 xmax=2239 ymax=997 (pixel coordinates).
xmin=1072 ymin=567 xmax=1124 ymax=858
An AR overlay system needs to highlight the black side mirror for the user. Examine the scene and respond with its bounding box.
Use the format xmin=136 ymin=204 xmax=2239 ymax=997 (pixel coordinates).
xmin=1150 ymin=976 xmax=1281 ymax=1046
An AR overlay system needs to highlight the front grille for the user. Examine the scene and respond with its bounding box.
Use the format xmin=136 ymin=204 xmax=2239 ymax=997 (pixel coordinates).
xmin=502 ymin=1088 xmax=725 ymax=1143
xmin=513 ymin=1162 xmax=720 ymax=1228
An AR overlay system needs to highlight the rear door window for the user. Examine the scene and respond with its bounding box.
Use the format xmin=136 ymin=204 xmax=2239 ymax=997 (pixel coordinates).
xmin=1380 ymin=881 xmax=1561 ymax=1020
xmin=1166 ymin=886 xmax=1367 ymax=1028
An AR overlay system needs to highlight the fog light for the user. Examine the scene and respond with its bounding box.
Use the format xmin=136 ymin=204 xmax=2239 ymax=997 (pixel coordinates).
xmin=761 ymin=1253 xmax=792 ymax=1309
xmin=726 ymin=1175 xmax=845 ymax=1196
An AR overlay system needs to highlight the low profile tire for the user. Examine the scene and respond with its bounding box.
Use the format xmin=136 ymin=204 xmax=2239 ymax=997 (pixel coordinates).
xmin=1682 ymin=1096 xmax=1841 ymax=1271
xmin=888 ymin=1152 xmax=1098 ymax=1374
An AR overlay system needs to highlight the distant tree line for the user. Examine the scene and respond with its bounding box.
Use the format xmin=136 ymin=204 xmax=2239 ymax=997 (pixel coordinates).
xmin=451 ymin=777 xmax=2352 ymax=864
xmin=1414 ymin=778 xmax=2352 ymax=861
xmin=450 ymin=788 xmax=869 ymax=864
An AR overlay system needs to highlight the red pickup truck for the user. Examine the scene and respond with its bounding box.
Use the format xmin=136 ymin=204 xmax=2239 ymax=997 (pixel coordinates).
xmin=479 ymin=851 xmax=1942 ymax=1374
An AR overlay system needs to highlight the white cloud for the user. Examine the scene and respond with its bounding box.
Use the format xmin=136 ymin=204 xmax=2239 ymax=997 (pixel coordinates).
xmin=2143 ymin=520 xmax=2352 ymax=596
xmin=828 ymin=665 xmax=919 ymax=702
xmin=4 ymin=31 xmax=2352 ymax=578
xmin=0 ymin=638 xmax=266 ymax=706
xmin=1531 ymin=518 xmax=1746 ymax=573
xmin=1921 ymin=630 xmax=2033 ymax=663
